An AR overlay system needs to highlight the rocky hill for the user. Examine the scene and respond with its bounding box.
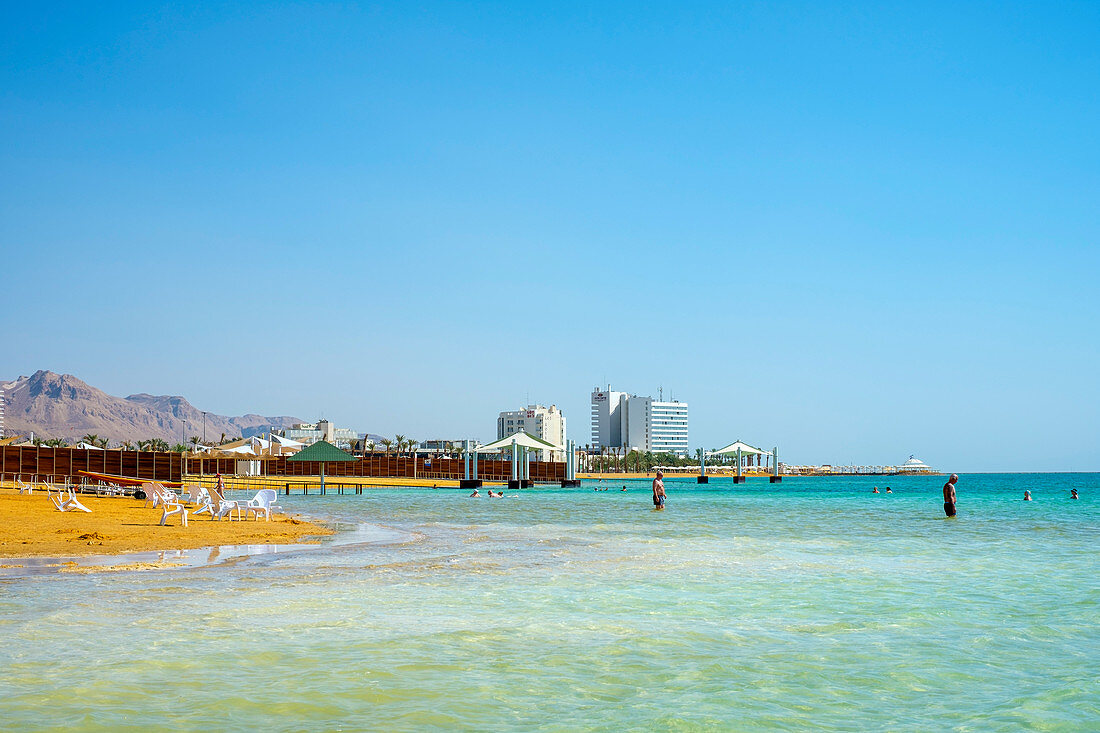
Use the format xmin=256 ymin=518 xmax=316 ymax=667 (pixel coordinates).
xmin=0 ymin=370 xmax=303 ymax=446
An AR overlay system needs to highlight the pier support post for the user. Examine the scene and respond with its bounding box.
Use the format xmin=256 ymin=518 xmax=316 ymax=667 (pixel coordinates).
xmin=770 ymin=446 xmax=782 ymax=482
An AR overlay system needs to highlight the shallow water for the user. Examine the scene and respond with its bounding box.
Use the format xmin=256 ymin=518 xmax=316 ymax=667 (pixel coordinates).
xmin=2 ymin=473 xmax=1097 ymax=731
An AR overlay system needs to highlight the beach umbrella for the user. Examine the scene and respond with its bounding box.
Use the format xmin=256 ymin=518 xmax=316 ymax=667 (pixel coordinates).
xmin=286 ymin=440 xmax=356 ymax=493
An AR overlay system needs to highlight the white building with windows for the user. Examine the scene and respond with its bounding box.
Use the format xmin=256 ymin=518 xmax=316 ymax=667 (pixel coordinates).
xmin=590 ymin=386 xmax=689 ymax=455
xmin=496 ymin=405 xmax=566 ymax=460
xmin=280 ymin=420 xmax=358 ymax=448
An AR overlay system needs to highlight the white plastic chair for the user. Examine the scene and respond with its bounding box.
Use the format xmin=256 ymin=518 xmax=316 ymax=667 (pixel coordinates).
xmin=49 ymin=485 xmax=92 ymax=513
xmin=241 ymin=489 xmax=281 ymax=521
xmin=158 ymin=492 xmax=189 ymax=527
xmin=17 ymin=480 xmax=34 ymax=494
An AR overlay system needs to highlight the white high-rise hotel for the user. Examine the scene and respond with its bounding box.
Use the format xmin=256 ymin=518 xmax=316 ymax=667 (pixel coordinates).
xmin=590 ymin=386 xmax=689 ymax=455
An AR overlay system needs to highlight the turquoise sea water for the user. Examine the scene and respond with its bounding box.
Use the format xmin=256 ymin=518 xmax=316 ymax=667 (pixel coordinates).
xmin=1 ymin=473 xmax=1097 ymax=731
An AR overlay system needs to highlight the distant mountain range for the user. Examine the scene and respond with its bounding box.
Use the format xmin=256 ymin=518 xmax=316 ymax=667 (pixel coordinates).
xmin=0 ymin=370 xmax=304 ymax=446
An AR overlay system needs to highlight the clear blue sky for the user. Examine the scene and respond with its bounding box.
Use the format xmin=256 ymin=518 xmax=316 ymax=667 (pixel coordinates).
xmin=2 ymin=2 xmax=1097 ymax=471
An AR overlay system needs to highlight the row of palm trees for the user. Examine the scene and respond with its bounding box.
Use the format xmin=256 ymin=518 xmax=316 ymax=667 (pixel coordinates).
xmin=581 ymin=446 xmax=703 ymax=473
xmin=361 ymin=435 xmax=418 ymax=456
xmin=29 ymin=433 xmax=240 ymax=454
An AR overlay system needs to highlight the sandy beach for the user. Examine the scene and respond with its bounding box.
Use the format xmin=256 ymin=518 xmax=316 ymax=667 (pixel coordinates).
xmin=0 ymin=491 xmax=332 ymax=558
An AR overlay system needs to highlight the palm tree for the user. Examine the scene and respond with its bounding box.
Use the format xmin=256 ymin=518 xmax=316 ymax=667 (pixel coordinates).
xmin=43 ymin=437 xmax=69 ymax=447
xmin=81 ymin=433 xmax=101 ymax=447
xmin=171 ymin=442 xmax=188 ymax=453
xmin=365 ymin=440 xmax=376 ymax=454
xmin=189 ymin=436 xmax=202 ymax=449
xmin=380 ymin=438 xmax=394 ymax=455
xmin=120 ymin=440 xmax=136 ymax=451
xmin=394 ymin=434 xmax=407 ymax=455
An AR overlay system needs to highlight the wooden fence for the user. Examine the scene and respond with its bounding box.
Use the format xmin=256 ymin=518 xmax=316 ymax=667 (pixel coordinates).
xmin=0 ymin=446 xmax=183 ymax=484
xmin=0 ymin=447 xmax=566 ymax=485
xmin=188 ymin=454 xmax=566 ymax=482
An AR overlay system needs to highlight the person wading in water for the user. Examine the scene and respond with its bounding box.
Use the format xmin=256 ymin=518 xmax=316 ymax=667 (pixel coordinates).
xmin=943 ymin=474 xmax=958 ymax=517
xmin=652 ymin=470 xmax=666 ymax=510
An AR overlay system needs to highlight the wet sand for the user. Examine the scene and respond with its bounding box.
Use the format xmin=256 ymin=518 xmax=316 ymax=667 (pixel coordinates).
xmin=0 ymin=491 xmax=332 ymax=558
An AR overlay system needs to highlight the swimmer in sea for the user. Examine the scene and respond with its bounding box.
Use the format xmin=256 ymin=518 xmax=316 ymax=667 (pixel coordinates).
xmin=652 ymin=470 xmax=666 ymax=509
xmin=1024 ymin=490 xmax=1032 ymax=501
xmin=943 ymin=474 xmax=958 ymax=517
xmin=1071 ymin=489 xmax=1079 ymax=500
xmin=872 ymin=487 xmax=880 ymax=494
xmin=885 ymin=487 xmax=892 ymax=494
xmin=469 ymin=489 xmax=480 ymax=497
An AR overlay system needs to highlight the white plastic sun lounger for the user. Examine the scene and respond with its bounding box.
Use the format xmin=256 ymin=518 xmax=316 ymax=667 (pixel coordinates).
xmin=143 ymin=482 xmax=180 ymax=508
xmin=184 ymin=485 xmax=208 ymax=506
xmin=199 ymin=485 xmax=242 ymax=521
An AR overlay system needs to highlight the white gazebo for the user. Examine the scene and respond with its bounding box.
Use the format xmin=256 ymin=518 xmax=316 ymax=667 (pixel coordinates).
xmin=705 ymin=440 xmax=781 ymax=482
xmin=898 ymin=455 xmax=934 ymax=473
xmin=466 ymin=431 xmax=562 ymax=487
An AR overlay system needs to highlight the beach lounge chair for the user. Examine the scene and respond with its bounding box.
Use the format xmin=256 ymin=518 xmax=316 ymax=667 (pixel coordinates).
xmin=17 ymin=480 xmax=34 ymax=494
xmin=196 ymin=484 xmax=242 ymax=521
xmin=143 ymin=482 xmax=180 ymax=508
xmin=49 ymin=485 xmax=92 ymax=513
xmin=158 ymin=492 xmax=189 ymax=527
xmin=184 ymin=485 xmax=208 ymax=506
xmin=241 ymin=489 xmax=281 ymax=521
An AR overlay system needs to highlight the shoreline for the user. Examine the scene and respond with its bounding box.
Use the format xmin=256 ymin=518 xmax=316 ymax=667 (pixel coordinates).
xmin=0 ymin=491 xmax=333 ymax=560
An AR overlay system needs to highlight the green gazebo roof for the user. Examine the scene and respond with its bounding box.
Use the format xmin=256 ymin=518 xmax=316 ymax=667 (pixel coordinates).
xmin=286 ymin=440 xmax=357 ymax=462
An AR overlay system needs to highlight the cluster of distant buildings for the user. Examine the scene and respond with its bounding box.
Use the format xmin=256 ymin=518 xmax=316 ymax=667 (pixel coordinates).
xmin=276 ymin=384 xmax=692 ymax=461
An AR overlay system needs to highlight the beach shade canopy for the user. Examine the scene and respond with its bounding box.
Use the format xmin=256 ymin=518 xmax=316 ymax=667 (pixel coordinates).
xmin=287 ymin=440 xmax=357 ymax=491
xmin=220 ymin=444 xmax=257 ymax=455
xmin=74 ymin=442 xmax=104 ymax=450
xmin=475 ymin=431 xmax=561 ymax=453
xmin=272 ymin=434 xmax=305 ymax=448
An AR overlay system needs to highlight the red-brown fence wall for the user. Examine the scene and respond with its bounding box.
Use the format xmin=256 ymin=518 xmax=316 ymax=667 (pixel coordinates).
xmin=0 ymin=446 xmax=183 ymax=484
xmin=0 ymin=447 xmax=566 ymax=484
xmin=187 ymin=454 xmax=566 ymax=482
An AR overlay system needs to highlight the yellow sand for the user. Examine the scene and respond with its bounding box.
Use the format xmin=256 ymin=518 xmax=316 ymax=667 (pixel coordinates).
xmin=0 ymin=491 xmax=332 ymax=558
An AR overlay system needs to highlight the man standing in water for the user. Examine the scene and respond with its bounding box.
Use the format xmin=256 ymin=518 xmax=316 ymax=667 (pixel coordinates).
xmin=652 ymin=470 xmax=666 ymax=509
xmin=943 ymin=474 xmax=958 ymax=517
